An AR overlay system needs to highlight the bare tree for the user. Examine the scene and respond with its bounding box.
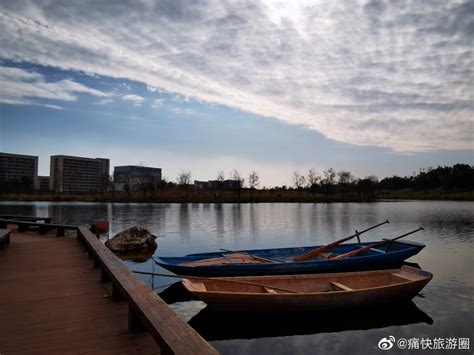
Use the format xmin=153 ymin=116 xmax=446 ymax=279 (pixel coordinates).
xmin=230 ymin=169 xmax=244 ymax=202
xmin=217 ymin=170 xmax=225 ymax=182
xmin=293 ymin=171 xmax=306 ymax=189
xmin=177 ymin=170 xmax=192 ymax=201
xmin=322 ymin=168 xmax=336 ymax=198
xmin=216 ymin=170 xmax=225 ymax=190
xmin=307 ymin=169 xmax=320 ymax=201
xmin=293 ymin=171 xmax=306 ymax=200
xmin=248 ymin=171 xmax=260 ymax=201
xmin=177 ymin=170 xmax=192 ymax=185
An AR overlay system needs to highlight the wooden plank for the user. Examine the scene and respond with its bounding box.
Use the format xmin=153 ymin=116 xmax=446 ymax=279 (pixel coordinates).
xmin=1 ymin=223 xmax=217 ymax=354
xmin=78 ymin=227 xmax=217 ymax=354
xmin=0 ymin=231 xmax=160 ymax=354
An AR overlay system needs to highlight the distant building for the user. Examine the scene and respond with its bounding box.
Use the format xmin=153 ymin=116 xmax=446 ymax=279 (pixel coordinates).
xmin=0 ymin=152 xmax=39 ymax=189
xmin=36 ymin=176 xmax=50 ymax=192
xmin=194 ymin=180 xmax=210 ymax=189
xmin=197 ymin=179 xmax=242 ymax=189
xmin=50 ymin=155 xmax=110 ymax=193
xmin=114 ymin=165 xmax=162 ymax=192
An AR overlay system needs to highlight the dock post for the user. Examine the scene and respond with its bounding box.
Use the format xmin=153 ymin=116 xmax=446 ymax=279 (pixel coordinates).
xmin=128 ymin=304 xmax=145 ymax=333
xmin=112 ymin=283 xmax=123 ymax=301
xmin=57 ymin=227 xmax=65 ymax=237
xmin=100 ymin=269 xmax=110 ymax=282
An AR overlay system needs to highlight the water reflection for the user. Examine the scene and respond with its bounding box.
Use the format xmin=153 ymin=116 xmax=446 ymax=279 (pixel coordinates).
xmin=0 ymin=201 xmax=472 ymax=354
xmin=188 ymin=301 xmax=433 ymax=341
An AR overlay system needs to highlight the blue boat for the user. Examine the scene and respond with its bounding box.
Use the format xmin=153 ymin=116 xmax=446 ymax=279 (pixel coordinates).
xmin=153 ymin=240 xmax=425 ymax=277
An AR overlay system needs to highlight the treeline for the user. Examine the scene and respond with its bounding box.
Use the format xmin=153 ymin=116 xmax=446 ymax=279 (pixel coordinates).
xmin=1 ymin=164 xmax=473 ymax=202
xmin=284 ymin=164 xmax=474 ymax=201
xmin=378 ymin=164 xmax=474 ymax=191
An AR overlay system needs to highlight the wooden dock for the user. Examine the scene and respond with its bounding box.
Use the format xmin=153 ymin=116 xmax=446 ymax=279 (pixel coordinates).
xmin=0 ymin=222 xmax=217 ymax=354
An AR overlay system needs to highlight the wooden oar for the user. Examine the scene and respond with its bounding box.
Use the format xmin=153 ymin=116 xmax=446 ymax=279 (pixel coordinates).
xmin=293 ymin=220 xmax=390 ymax=262
xmin=332 ymin=227 xmax=424 ymax=260
xmin=132 ymin=270 xmax=299 ymax=293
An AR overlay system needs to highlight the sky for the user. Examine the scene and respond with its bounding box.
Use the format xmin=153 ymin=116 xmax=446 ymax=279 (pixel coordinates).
xmin=0 ymin=0 xmax=472 ymax=187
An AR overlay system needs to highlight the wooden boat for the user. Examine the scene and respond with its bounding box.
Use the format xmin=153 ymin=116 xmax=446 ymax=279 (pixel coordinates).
xmin=154 ymin=239 xmax=425 ymax=277
xmin=181 ymin=266 xmax=433 ymax=312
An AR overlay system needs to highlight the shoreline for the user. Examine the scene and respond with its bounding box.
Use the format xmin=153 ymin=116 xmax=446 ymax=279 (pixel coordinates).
xmin=1 ymin=188 xmax=472 ymax=204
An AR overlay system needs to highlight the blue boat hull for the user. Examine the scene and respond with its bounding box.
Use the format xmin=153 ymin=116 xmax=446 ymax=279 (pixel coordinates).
xmin=154 ymin=240 xmax=425 ymax=277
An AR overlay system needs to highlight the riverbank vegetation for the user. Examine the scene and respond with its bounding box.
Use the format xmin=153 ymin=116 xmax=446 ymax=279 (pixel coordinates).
xmin=1 ymin=164 xmax=472 ymax=203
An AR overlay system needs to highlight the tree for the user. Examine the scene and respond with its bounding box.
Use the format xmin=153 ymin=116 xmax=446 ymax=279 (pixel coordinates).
xmin=293 ymin=171 xmax=306 ymax=189
xmin=307 ymin=169 xmax=320 ymax=201
xmin=293 ymin=171 xmax=306 ymax=200
xmin=230 ymin=169 xmax=244 ymax=202
xmin=177 ymin=170 xmax=192 ymax=186
xmin=337 ymin=170 xmax=354 ymax=201
xmin=216 ymin=170 xmax=225 ymax=190
xmin=177 ymin=170 xmax=192 ymax=201
xmin=357 ymin=175 xmax=378 ymax=201
xmin=322 ymin=168 xmax=336 ymax=198
xmin=248 ymin=171 xmax=260 ymax=201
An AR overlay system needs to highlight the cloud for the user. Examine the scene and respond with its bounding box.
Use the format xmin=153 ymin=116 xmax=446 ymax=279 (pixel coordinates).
xmin=151 ymin=98 xmax=164 ymax=109
xmin=0 ymin=0 xmax=472 ymax=151
xmin=0 ymin=65 xmax=109 ymax=108
xmin=122 ymin=94 xmax=145 ymax=106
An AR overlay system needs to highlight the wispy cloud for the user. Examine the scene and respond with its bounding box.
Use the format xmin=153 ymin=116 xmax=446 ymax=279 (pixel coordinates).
xmin=122 ymin=94 xmax=145 ymax=106
xmin=0 ymin=65 xmax=109 ymax=108
xmin=0 ymin=1 xmax=472 ymax=151
xmin=151 ymin=98 xmax=164 ymax=109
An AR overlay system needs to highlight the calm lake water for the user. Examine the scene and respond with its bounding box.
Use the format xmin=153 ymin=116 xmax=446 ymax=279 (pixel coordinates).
xmin=1 ymin=201 xmax=472 ymax=354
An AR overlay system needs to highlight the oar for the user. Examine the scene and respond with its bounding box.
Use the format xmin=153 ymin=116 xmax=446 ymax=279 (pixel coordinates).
xmin=132 ymin=270 xmax=299 ymax=293
xmin=293 ymin=220 xmax=390 ymax=262
xmin=332 ymin=227 xmax=424 ymax=260
xmin=220 ymin=248 xmax=283 ymax=263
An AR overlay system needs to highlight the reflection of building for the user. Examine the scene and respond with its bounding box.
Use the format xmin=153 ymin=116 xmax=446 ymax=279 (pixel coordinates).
xmin=114 ymin=165 xmax=162 ymax=191
xmin=36 ymin=176 xmax=50 ymax=192
xmin=50 ymin=155 xmax=109 ymax=193
xmin=0 ymin=152 xmax=39 ymax=189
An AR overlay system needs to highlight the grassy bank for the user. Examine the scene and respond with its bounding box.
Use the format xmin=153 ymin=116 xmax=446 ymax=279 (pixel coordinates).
xmin=1 ymin=187 xmax=473 ymax=203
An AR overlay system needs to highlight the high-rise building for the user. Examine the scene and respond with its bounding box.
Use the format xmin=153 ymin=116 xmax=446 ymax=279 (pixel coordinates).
xmin=0 ymin=152 xmax=39 ymax=189
xmin=114 ymin=165 xmax=162 ymax=191
xmin=50 ymin=155 xmax=110 ymax=193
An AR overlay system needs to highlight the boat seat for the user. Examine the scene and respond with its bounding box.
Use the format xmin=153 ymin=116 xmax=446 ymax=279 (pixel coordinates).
xmin=330 ymin=281 xmax=353 ymax=291
xmin=369 ymin=248 xmax=386 ymax=254
xmin=317 ymin=252 xmax=338 ymax=260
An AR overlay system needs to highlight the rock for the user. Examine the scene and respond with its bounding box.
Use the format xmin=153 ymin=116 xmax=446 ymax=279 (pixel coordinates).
xmin=105 ymin=227 xmax=157 ymax=262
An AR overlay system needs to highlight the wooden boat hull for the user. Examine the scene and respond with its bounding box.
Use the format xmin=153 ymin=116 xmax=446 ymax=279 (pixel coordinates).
xmin=182 ymin=266 xmax=432 ymax=312
xmin=154 ymin=240 xmax=425 ymax=277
